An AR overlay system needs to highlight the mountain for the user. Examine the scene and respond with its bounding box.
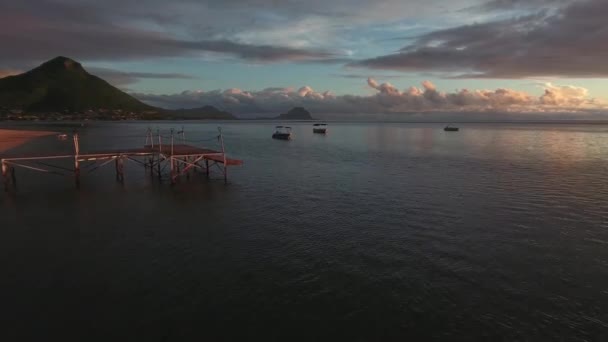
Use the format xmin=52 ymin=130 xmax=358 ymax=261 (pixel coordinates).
xmin=168 ymin=105 xmax=236 ymax=120
xmin=0 ymin=56 xmax=153 ymax=112
xmin=276 ymin=107 xmax=314 ymax=120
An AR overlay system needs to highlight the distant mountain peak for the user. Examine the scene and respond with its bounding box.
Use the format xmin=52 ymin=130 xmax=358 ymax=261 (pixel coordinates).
xmin=36 ymin=56 xmax=85 ymax=74
xmin=0 ymin=56 xmax=237 ymax=120
xmin=48 ymin=55 xmax=77 ymax=63
xmin=0 ymin=56 xmax=151 ymax=112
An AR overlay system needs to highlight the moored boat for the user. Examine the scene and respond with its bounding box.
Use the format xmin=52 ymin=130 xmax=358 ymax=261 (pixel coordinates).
xmin=444 ymin=125 xmax=459 ymax=132
xmin=313 ymin=123 xmax=327 ymax=134
xmin=272 ymin=126 xmax=292 ymax=140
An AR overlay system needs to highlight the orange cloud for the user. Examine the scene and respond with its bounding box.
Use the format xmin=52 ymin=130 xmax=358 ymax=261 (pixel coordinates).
xmin=133 ymin=78 xmax=607 ymax=115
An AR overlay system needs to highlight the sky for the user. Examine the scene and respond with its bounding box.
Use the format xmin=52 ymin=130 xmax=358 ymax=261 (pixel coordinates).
xmin=1 ymin=0 xmax=607 ymax=118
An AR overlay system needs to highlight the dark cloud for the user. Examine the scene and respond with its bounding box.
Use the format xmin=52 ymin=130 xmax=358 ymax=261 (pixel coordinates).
xmin=0 ymin=65 xmax=195 ymax=88
xmin=170 ymin=40 xmax=338 ymax=62
xmin=330 ymin=73 xmax=406 ymax=79
xmin=0 ymin=1 xmax=343 ymax=65
xmin=472 ymin=0 xmax=571 ymax=11
xmin=353 ymin=0 xmax=608 ymax=78
xmin=0 ymin=0 xmax=470 ymax=67
xmin=88 ymin=68 xmax=197 ymax=86
xmin=132 ymin=79 xmax=603 ymax=115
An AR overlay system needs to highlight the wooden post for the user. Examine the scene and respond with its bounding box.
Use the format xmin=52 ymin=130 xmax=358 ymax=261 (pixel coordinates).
xmin=144 ymin=128 xmax=150 ymax=170
xmin=74 ymin=166 xmax=80 ymax=189
xmin=170 ymin=129 xmax=174 ymax=157
xmin=205 ymin=159 xmax=209 ymax=178
xmin=157 ymin=156 xmax=162 ymax=181
xmin=2 ymin=161 xmax=8 ymax=191
xmin=115 ymin=157 xmax=124 ymax=182
xmin=10 ymin=166 xmax=16 ymax=188
xmin=157 ymin=130 xmax=163 ymax=182
xmin=170 ymin=129 xmax=176 ymax=184
xmin=150 ymin=154 xmax=155 ymax=178
xmin=158 ymin=129 xmax=162 ymax=153
xmin=73 ymin=133 xmax=80 ymax=189
xmin=119 ymin=157 xmax=124 ymax=182
xmin=149 ymin=144 xmax=154 ymax=174
xmin=186 ymin=157 xmax=190 ymax=180
xmin=170 ymin=157 xmax=176 ymax=185
xmin=218 ymin=127 xmax=227 ymax=184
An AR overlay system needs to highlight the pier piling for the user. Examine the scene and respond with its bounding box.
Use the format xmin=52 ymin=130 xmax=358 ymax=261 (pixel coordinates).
xmin=73 ymin=133 xmax=80 ymax=189
xmin=11 ymin=167 xmax=16 ymax=188
xmin=2 ymin=161 xmax=7 ymax=191
xmin=115 ymin=157 xmax=125 ymax=182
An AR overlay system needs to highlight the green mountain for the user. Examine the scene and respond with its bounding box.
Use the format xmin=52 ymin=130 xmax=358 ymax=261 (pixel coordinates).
xmin=0 ymin=56 xmax=153 ymax=112
xmin=276 ymin=107 xmax=314 ymax=120
xmin=0 ymin=56 xmax=239 ymax=120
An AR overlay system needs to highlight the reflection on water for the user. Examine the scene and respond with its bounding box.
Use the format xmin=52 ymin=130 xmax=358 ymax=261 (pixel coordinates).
xmin=1 ymin=122 xmax=608 ymax=341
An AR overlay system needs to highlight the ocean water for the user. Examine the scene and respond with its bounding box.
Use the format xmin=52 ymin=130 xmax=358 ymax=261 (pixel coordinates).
xmin=1 ymin=121 xmax=607 ymax=341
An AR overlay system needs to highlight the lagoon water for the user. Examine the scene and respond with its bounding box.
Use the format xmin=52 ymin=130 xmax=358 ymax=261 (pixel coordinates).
xmin=1 ymin=121 xmax=608 ymax=341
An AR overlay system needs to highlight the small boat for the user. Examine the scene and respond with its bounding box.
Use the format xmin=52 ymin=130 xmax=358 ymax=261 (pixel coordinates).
xmin=272 ymin=126 xmax=292 ymax=140
xmin=444 ymin=125 xmax=459 ymax=132
xmin=313 ymin=123 xmax=327 ymax=134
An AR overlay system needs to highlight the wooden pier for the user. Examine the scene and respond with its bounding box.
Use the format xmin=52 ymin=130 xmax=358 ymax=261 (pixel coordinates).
xmin=1 ymin=127 xmax=243 ymax=191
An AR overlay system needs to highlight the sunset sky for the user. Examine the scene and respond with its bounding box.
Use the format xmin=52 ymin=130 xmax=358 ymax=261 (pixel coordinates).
xmin=1 ymin=0 xmax=607 ymax=116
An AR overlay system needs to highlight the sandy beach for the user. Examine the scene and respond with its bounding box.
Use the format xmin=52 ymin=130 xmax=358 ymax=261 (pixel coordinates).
xmin=0 ymin=129 xmax=57 ymax=154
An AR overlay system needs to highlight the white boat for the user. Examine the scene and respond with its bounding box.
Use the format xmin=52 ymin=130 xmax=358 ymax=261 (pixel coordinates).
xmin=313 ymin=123 xmax=327 ymax=134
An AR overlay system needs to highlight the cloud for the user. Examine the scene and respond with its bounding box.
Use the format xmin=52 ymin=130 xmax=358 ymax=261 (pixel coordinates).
xmin=0 ymin=1 xmax=344 ymax=65
xmin=353 ymin=0 xmax=608 ymax=79
xmin=132 ymin=78 xmax=605 ymax=116
xmin=0 ymin=19 xmax=341 ymax=65
xmin=172 ymin=40 xmax=338 ymax=62
xmin=0 ymin=0 xmax=469 ymax=66
xmin=331 ymin=73 xmax=406 ymax=79
xmin=540 ymin=83 xmax=589 ymax=106
xmin=87 ymin=67 xmax=197 ymax=86
xmin=366 ymin=78 xmax=402 ymax=96
xmin=0 ymin=65 xmax=195 ymax=86
xmin=472 ymin=0 xmax=571 ymax=12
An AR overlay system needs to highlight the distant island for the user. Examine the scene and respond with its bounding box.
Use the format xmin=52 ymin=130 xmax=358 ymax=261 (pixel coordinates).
xmin=276 ymin=107 xmax=314 ymax=120
xmin=248 ymin=107 xmax=315 ymax=121
xmin=0 ymin=56 xmax=236 ymax=121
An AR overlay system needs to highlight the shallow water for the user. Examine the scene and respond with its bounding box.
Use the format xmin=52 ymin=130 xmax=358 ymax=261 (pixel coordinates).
xmin=1 ymin=121 xmax=608 ymax=341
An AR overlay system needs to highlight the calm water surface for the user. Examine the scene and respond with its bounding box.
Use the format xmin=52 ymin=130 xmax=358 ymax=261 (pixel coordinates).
xmin=1 ymin=122 xmax=607 ymax=341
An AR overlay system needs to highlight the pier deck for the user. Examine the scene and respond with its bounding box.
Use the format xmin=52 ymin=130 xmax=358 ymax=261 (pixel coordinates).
xmin=1 ymin=128 xmax=243 ymax=191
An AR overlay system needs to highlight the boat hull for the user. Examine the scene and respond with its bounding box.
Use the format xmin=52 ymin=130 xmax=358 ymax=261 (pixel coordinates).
xmin=272 ymin=133 xmax=291 ymax=140
xmin=313 ymin=128 xmax=327 ymax=134
xmin=444 ymin=127 xmax=459 ymax=132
